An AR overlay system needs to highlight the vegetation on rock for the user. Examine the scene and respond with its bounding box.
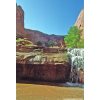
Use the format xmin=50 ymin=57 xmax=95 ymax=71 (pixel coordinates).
xmin=64 ymin=26 xmax=84 ymax=48
xmin=46 ymin=40 xmax=56 ymax=47
xmin=16 ymin=38 xmax=33 ymax=47
xmin=36 ymin=41 xmax=43 ymax=46
xmin=36 ymin=40 xmax=57 ymax=47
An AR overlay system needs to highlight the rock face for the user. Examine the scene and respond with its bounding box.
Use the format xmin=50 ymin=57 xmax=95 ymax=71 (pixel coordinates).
xmin=75 ymin=9 xmax=84 ymax=30
xmin=16 ymin=63 xmax=71 ymax=82
xmin=24 ymin=29 xmax=64 ymax=46
xmin=75 ymin=9 xmax=84 ymax=38
xmin=16 ymin=5 xmax=64 ymax=46
xmin=16 ymin=5 xmax=24 ymax=34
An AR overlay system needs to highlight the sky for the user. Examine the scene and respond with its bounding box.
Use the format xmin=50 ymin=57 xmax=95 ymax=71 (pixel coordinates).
xmin=16 ymin=0 xmax=84 ymax=35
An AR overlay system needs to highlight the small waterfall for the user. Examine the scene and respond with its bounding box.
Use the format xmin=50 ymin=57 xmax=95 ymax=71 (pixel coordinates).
xmin=67 ymin=48 xmax=84 ymax=83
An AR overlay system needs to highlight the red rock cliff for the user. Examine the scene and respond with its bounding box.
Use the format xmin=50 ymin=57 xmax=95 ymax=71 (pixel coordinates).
xmin=16 ymin=5 xmax=64 ymax=46
xmin=75 ymin=9 xmax=84 ymax=38
xmin=16 ymin=5 xmax=24 ymax=34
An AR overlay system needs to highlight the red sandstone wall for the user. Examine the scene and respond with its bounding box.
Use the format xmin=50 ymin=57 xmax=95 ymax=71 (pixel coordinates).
xmin=16 ymin=63 xmax=71 ymax=82
xmin=16 ymin=5 xmax=65 ymax=46
xmin=16 ymin=5 xmax=24 ymax=33
xmin=16 ymin=46 xmax=33 ymax=52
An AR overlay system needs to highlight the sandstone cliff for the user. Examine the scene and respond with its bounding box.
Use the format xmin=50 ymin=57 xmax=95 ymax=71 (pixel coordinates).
xmin=16 ymin=4 xmax=64 ymax=46
xmin=75 ymin=9 xmax=84 ymax=38
xmin=24 ymin=29 xmax=64 ymax=45
xmin=16 ymin=5 xmax=24 ymax=34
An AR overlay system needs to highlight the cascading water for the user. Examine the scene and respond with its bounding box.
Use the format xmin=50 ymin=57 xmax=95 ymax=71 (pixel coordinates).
xmin=67 ymin=48 xmax=84 ymax=84
xmin=67 ymin=48 xmax=84 ymax=69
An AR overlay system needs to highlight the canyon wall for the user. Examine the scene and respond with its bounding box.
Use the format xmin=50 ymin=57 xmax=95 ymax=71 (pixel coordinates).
xmin=75 ymin=9 xmax=84 ymax=38
xmin=16 ymin=5 xmax=24 ymax=34
xmin=16 ymin=5 xmax=64 ymax=46
xmin=16 ymin=63 xmax=71 ymax=82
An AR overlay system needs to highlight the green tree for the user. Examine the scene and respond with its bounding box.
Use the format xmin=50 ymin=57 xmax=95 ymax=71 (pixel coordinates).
xmin=47 ymin=40 xmax=55 ymax=47
xmin=77 ymin=38 xmax=84 ymax=48
xmin=45 ymin=42 xmax=49 ymax=47
xmin=36 ymin=41 xmax=43 ymax=46
xmin=64 ymin=26 xmax=83 ymax=48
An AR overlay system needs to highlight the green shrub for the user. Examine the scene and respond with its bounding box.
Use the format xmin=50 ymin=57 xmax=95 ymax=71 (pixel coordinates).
xmin=64 ymin=26 xmax=84 ymax=48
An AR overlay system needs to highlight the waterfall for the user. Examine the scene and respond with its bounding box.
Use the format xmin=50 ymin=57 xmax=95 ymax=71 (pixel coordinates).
xmin=67 ymin=48 xmax=84 ymax=69
xmin=67 ymin=48 xmax=84 ymax=83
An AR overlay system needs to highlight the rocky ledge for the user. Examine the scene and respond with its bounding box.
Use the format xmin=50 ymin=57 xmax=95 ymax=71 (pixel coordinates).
xmin=16 ymin=63 xmax=71 ymax=82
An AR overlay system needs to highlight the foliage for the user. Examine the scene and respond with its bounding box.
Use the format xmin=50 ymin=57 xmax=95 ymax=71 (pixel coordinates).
xmin=47 ymin=40 xmax=56 ymax=47
xmin=64 ymin=26 xmax=84 ymax=48
xmin=16 ymin=38 xmax=33 ymax=47
xmin=77 ymin=38 xmax=84 ymax=48
xmin=16 ymin=38 xmax=24 ymax=42
xmin=45 ymin=42 xmax=49 ymax=47
xmin=36 ymin=41 xmax=43 ymax=46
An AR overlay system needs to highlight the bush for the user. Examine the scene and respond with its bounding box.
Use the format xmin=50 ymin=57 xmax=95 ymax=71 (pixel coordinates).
xmin=36 ymin=41 xmax=43 ymax=46
xmin=64 ymin=26 xmax=84 ymax=48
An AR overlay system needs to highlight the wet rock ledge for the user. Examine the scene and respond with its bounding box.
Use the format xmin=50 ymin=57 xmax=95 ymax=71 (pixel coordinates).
xmin=16 ymin=63 xmax=71 ymax=82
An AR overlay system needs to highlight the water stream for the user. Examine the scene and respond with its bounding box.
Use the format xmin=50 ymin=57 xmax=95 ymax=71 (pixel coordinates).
xmin=67 ymin=48 xmax=84 ymax=84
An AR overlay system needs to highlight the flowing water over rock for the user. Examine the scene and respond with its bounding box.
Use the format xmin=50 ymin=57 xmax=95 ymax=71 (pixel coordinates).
xmin=67 ymin=48 xmax=84 ymax=68
xmin=67 ymin=48 xmax=84 ymax=84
